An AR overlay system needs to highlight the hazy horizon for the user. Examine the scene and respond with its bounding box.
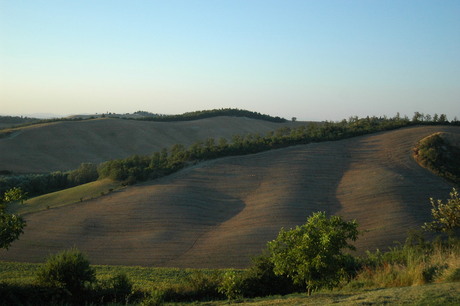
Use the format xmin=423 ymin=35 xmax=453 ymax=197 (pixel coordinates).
xmin=1 ymin=1 xmax=459 ymax=121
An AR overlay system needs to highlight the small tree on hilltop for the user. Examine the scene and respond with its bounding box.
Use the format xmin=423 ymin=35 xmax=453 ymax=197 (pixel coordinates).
xmin=423 ymin=188 xmax=460 ymax=237
xmin=267 ymin=211 xmax=359 ymax=296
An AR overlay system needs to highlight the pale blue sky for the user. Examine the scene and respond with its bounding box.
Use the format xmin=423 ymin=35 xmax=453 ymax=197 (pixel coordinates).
xmin=1 ymin=0 xmax=459 ymax=121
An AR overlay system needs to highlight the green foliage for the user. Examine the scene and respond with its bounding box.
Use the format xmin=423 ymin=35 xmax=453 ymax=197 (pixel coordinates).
xmin=182 ymin=271 xmax=223 ymax=300
xmin=0 ymin=167 xmax=97 ymax=199
xmin=96 ymin=272 xmax=134 ymax=303
xmin=423 ymin=188 xmax=460 ymax=236
xmin=218 ymin=254 xmax=301 ymax=299
xmin=0 ymin=188 xmax=26 ymax=250
xmin=136 ymin=108 xmax=287 ymax=123
xmin=1 ymin=186 xmax=28 ymax=204
xmin=267 ymin=212 xmax=359 ymax=295
xmin=139 ymin=271 xmax=224 ymax=304
xmin=414 ymin=133 xmax=460 ymax=185
xmin=2 ymin=112 xmax=456 ymax=197
xmin=351 ymin=236 xmax=460 ymax=288
xmin=445 ymin=268 xmax=460 ymax=282
xmin=97 ymin=112 xmax=454 ymax=185
xmin=67 ymin=162 xmax=98 ymax=185
xmin=0 ymin=212 xmax=25 ymax=250
xmin=218 ymin=271 xmax=246 ymax=300
xmin=36 ymin=248 xmax=96 ymax=294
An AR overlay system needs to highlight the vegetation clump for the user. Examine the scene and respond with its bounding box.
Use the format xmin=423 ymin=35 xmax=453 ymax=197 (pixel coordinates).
xmin=135 ymin=108 xmax=287 ymax=122
xmin=0 ymin=187 xmax=27 ymax=250
xmin=423 ymin=188 xmax=460 ymax=237
xmin=414 ymin=133 xmax=460 ymax=185
xmin=36 ymin=248 xmax=96 ymax=295
xmin=267 ymin=211 xmax=359 ymax=296
xmin=2 ymin=111 xmax=458 ymax=196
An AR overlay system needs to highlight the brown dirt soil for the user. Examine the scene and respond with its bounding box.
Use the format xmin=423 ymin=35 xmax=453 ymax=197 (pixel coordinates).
xmin=1 ymin=125 xmax=459 ymax=268
xmin=0 ymin=117 xmax=301 ymax=173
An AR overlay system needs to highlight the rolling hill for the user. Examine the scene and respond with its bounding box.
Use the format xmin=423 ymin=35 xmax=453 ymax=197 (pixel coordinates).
xmin=1 ymin=125 xmax=459 ymax=268
xmin=0 ymin=117 xmax=301 ymax=174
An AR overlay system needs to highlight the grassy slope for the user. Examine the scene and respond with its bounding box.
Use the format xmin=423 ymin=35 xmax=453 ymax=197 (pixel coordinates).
xmin=217 ymin=283 xmax=460 ymax=305
xmin=0 ymin=261 xmax=231 ymax=289
xmin=2 ymin=125 xmax=459 ymax=268
xmin=7 ymin=179 xmax=120 ymax=215
xmin=0 ymin=117 xmax=302 ymax=173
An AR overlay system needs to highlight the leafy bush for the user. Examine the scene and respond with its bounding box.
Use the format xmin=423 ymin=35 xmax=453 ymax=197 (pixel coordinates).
xmin=268 ymin=212 xmax=359 ymax=296
xmin=0 ymin=213 xmax=25 ymax=250
xmin=414 ymin=133 xmax=460 ymax=185
xmin=0 ymin=187 xmax=26 ymax=250
xmin=218 ymin=271 xmax=246 ymax=300
xmin=182 ymin=271 xmax=223 ymax=300
xmin=141 ymin=271 xmax=224 ymax=303
xmin=36 ymin=248 xmax=96 ymax=295
xmin=423 ymin=188 xmax=460 ymax=236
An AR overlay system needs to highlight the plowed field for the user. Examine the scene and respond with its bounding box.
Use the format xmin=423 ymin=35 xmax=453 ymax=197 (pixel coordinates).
xmin=0 ymin=117 xmax=300 ymax=173
xmin=1 ymin=125 xmax=459 ymax=268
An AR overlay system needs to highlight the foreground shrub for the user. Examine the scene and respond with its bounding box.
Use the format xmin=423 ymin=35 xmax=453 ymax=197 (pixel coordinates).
xmin=218 ymin=255 xmax=303 ymax=299
xmin=423 ymin=188 xmax=460 ymax=237
xmin=268 ymin=211 xmax=359 ymax=295
xmin=141 ymin=271 xmax=224 ymax=304
xmin=350 ymin=236 xmax=460 ymax=289
xmin=96 ymin=272 xmax=134 ymax=303
xmin=36 ymin=248 xmax=96 ymax=295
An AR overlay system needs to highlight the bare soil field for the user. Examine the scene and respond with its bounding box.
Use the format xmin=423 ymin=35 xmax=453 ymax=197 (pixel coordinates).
xmin=1 ymin=125 xmax=459 ymax=268
xmin=0 ymin=117 xmax=301 ymax=173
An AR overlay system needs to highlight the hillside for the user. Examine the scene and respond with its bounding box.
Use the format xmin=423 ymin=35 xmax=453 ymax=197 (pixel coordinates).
xmin=1 ymin=125 xmax=459 ymax=268
xmin=0 ymin=117 xmax=301 ymax=173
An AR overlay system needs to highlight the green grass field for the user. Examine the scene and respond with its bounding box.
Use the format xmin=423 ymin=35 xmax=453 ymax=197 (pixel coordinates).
xmin=7 ymin=179 xmax=121 ymax=215
xmin=0 ymin=261 xmax=236 ymax=289
xmin=206 ymin=283 xmax=460 ymax=306
xmin=1 ymin=260 xmax=459 ymax=305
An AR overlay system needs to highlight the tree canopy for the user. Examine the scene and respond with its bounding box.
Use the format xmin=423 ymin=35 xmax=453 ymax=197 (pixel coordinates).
xmin=0 ymin=188 xmax=27 ymax=249
xmin=267 ymin=212 xmax=359 ymax=295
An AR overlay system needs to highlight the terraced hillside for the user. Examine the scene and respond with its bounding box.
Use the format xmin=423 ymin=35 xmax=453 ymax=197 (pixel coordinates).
xmin=1 ymin=125 xmax=459 ymax=268
xmin=0 ymin=117 xmax=301 ymax=173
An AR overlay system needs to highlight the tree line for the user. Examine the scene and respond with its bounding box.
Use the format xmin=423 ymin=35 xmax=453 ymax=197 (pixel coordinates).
xmin=1 ymin=112 xmax=458 ymax=197
xmin=96 ymin=112 xmax=459 ymax=185
xmin=0 ymin=163 xmax=98 ymax=197
xmin=133 ymin=108 xmax=287 ymax=122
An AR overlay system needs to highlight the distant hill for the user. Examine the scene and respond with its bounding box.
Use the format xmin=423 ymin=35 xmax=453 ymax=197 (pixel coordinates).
xmin=0 ymin=116 xmax=301 ymax=174
xmin=2 ymin=125 xmax=459 ymax=268
xmin=0 ymin=116 xmax=40 ymax=129
xmin=67 ymin=108 xmax=287 ymax=122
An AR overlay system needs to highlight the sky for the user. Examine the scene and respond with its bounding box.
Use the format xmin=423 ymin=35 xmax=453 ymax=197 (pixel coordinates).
xmin=1 ymin=1 xmax=459 ymax=121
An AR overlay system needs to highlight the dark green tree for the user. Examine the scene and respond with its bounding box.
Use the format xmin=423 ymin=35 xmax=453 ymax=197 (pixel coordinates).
xmin=37 ymin=248 xmax=96 ymax=295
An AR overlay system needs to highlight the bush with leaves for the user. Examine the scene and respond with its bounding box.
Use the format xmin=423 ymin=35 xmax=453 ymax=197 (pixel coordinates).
xmin=0 ymin=213 xmax=25 ymax=250
xmin=96 ymin=272 xmax=134 ymax=303
xmin=36 ymin=248 xmax=96 ymax=296
xmin=423 ymin=188 xmax=460 ymax=237
xmin=268 ymin=211 xmax=359 ymax=295
xmin=0 ymin=187 xmax=26 ymax=250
